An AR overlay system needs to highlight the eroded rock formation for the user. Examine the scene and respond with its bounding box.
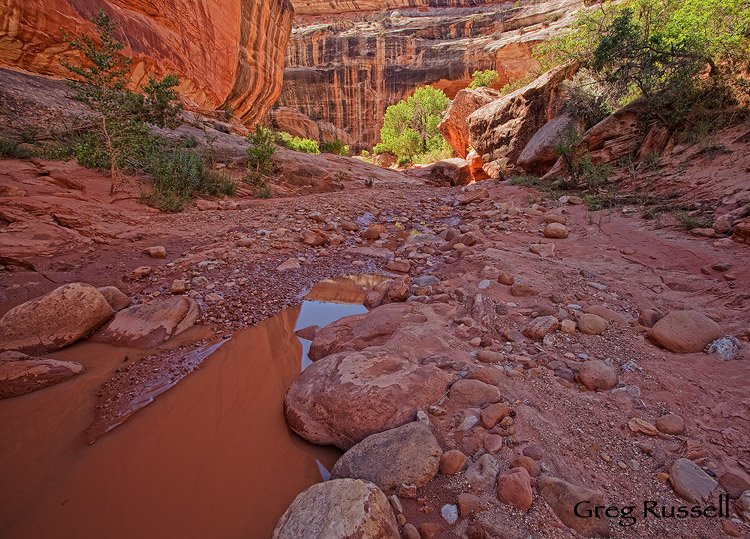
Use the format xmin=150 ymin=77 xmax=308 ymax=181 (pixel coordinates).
xmin=276 ymin=0 xmax=583 ymax=151
xmin=0 ymin=0 xmax=294 ymax=125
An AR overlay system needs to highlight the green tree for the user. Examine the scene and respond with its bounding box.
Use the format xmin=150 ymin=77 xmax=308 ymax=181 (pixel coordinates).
xmin=60 ymin=10 xmax=183 ymax=193
xmin=469 ymin=70 xmax=500 ymax=89
xmin=374 ymin=85 xmax=450 ymax=163
xmin=246 ymin=125 xmax=275 ymax=184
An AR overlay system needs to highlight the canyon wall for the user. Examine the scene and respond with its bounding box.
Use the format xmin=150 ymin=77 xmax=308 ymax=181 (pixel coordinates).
xmin=0 ymin=0 xmax=293 ymax=125
xmin=274 ymin=0 xmax=582 ymax=151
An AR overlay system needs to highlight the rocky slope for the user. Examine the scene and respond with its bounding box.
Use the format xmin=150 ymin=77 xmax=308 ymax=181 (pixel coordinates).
xmin=0 ymin=0 xmax=294 ymax=125
xmin=273 ymin=0 xmax=583 ymax=151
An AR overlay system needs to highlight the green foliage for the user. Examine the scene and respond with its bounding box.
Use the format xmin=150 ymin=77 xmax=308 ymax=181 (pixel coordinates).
xmin=246 ymin=125 xmax=275 ymax=179
xmin=148 ymin=148 xmax=235 ymax=212
xmin=374 ymin=85 xmax=450 ymax=163
xmin=276 ymin=132 xmax=320 ymax=154
xmin=60 ymin=10 xmax=183 ymax=193
xmin=553 ymin=126 xmax=612 ymax=190
xmin=140 ymin=73 xmax=182 ymax=128
xmin=673 ymin=210 xmax=713 ymax=230
xmin=0 ymin=138 xmax=33 ymax=159
xmin=469 ymin=70 xmax=500 ymax=89
xmin=537 ymin=0 xmax=750 ymax=127
xmin=321 ymin=139 xmax=350 ymax=156
xmin=508 ymin=174 xmax=543 ymax=187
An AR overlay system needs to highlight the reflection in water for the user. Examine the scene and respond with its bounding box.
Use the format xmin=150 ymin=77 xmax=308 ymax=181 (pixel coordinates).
xmin=0 ymin=274 xmax=385 ymax=539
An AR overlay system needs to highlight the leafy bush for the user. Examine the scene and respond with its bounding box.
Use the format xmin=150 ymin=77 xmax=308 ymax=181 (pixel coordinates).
xmin=469 ymin=70 xmax=500 ymax=89
xmin=276 ymin=132 xmax=320 ymax=154
xmin=148 ymin=148 xmax=235 ymax=212
xmin=60 ymin=10 xmax=183 ymax=193
xmin=537 ymin=0 xmax=750 ymax=128
xmin=321 ymin=139 xmax=350 ymax=156
xmin=374 ymin=85 xmax=450 ymax=163
xmin=0 ymin=138 xmax=33 ymax=159
xmin=553 ymin=126 xmax=611 ymax=190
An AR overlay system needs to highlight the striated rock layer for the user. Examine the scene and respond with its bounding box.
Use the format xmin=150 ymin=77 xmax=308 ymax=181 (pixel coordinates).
xmin=276 ymin=0 xmax=582 ymax=151
xmin=0 ymin=0 xmax=294 ymax=125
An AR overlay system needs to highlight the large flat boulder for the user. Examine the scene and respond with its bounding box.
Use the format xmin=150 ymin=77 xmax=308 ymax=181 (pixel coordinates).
xmin=0 ymin=283 xmax=114 ymax=354
xmin=284 ymin=350 xmax=455 ymax=449
xmin=272 ymin=479 xmax=398 ymax=539
xmin=331 ymin=422 xmax=442 ymax=490
xmin=647 ymin=310 xmax=722 ymax=354
xmin=468 ymin=63 xmax=577 ymax=178
xmin=537 ymin=476 xmax=609 ymax=538
xmin=91 ymin=297 xmax=200 ymax=348
xmin=0 ymin=351 xmax=84 ymax=398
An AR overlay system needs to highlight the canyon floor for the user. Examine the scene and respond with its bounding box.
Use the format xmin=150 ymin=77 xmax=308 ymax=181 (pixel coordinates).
xmin=0 ymin=144 xmax=749 ymax=538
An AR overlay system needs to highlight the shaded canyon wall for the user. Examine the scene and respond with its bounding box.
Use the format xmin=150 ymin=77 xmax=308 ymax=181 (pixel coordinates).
xmin=0 ymin=0 xmax=294 ymax=125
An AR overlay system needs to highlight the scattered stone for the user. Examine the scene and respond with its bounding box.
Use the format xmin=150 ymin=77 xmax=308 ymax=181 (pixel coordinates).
xmin=560 ymin=319 xmax=576 ymax=334
xmin=628 ymin=418 xmax=658 ymax=436
xmin=522 ymin=445 xmax=544 ymax=461
xmin=496 ymin=467 xmax=533 ymax=511
xmin=0 ymin=283 xmax=114 ymax=354
xmin=97 ymin=286 xmax=131 ymax=311
xmin=529 ymin=243 xmax=555 ymax=257
xmin=544 ymin=223 xmax=569 ymax=239
xmin=669 ymin=458 xmax=717 ymax=503
xmin=510 ymin=456 xmax=541 ymax=477
xmin=295 ymin=325 xmax=321 ymax=341
xmin=92 ymin=297 xmax=199 ymax=348
xmin=236 ymin=237 xmax=253 ymax=247
xmin=584 ymin=305 xmax=628 ymax=325
xmin=542 ymin=214 xmax=566 ymax=224
xmin=523 ymin=316 xmax=559 ymax=341
xmin=441 ymin=504 xmax=458 ymax=524
xmin=387 ymin=275 xmax=410 ymax=302
xmin=131 ymin=266 xmax=152 ymax=279
xmin=364 ymin=280 xmax=392 ymax=309
xmin=341 ymin=220 xmax=358 ymax=231
xmin=480 ymin=402 xmax=511 ymax=429
xmin=170 ymin=279 xmax=187 ymax=294
xmin=362 ymin=225 xmax=386 ymax=240
xmin=459 ymin=188 xmax=489 ymax=205
xmin=143 ymin=246 xmax=166 ymax=258
xmin=418 ymin=522 xmax=440 ymax=539
xmin=712 ymin=263 xmax=731 ymax=272
xmin=464 ymin=454 xmax=500 ymax=493
xmin=300 ymin=229 xmax=329 ymax=247
xmin=271 ymin=479 xmax=398 ymax=539
xmin=577 ymin=313 xmax=608 ymax=335
xmin=483 ymin=434 xmax=504 ymax=452
xmin=736 ymin=491 xmax=750 ymax=522
xmin=497 ymin=272 xmax=515 ymax=285
xmin=0 ymin=351 xmax=85 ymax=398
xmin=402 ymin=523 xmax=419 ymax=539
xmin=439 ymin=449 xmax=467 ymax=475
xmin=719 ymin=473 xmax=750 ymax=499
xmin=511 ymin=284 xmax=539 ymax=297
xmin=537 ymin=476 xmax=608 ymax=538
xmin=655 ymin=413 xmax=686 ymax=435
xmin=397 ymin=483 xmax=417 ymax=499
xmin=707 ymin=336 xmax=742 ymax=361
xmin=458 ymin=493 xmax=484 ymax=518
xmin=722 ymin=520 xmax=742 ymax=537
xmin=638 ymin=309 xmax=661 ymax=328
xmin=276 ymin=258 xmax=301 ymax=271
xmin=385 ymin=259 xmax=410 ymax=273
xmin=578 ymin=360 xmax=618 ymax=391
xmin=647 ymin=310 xmax=722 ymax=354
xmin=331 ymin=422 xmax=441 ymax=490
xmin=449 ymin=379 xmax=503 ymax=406
xmin=284 ymin=350 xmax=454 ymax=449
xmin=477 ymin=350 xmax=504 ymax=363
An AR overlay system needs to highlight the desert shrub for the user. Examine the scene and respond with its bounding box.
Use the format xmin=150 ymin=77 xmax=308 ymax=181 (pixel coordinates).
xmin=0 ymin=138 xmax=33 ymax=159
xmin=321 ymin=139 xmax=350 ymax=156
xmin=276 ymin=132 xmax=320 ymax=154
xmin=537 ymin=0 xmax=750 ymax=128
xmin=553 ymin=126 xmax=611 ymax=190
xmin=374 ymin=85 xmax=450 ymax=163
xmin=469 ymin=70 xmax=500 ymax=89
xmin=148 ymin=148 xmax=235 ymax=212
xmin=60 ymin=10 xmax=183 ymax=193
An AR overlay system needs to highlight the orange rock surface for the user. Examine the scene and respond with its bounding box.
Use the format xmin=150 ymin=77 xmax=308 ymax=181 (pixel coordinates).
xmin=0 ymin=0 xmax=294 ymax=125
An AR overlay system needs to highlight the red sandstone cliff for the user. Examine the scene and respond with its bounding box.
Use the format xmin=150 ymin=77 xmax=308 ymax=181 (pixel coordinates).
xmin=0 ymin=0 xmax=294 ymax=125
xmin=274 ymin=0 xmax=582 ymax=151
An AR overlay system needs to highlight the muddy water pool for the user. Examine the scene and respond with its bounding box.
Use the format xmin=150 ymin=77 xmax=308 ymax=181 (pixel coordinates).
xmin=0 ymin=274 xmax=385 ymax=539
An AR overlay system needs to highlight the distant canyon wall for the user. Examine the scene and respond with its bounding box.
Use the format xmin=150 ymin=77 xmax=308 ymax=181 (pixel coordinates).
xmin=0 ymin=0 xmax=293 ymax=125
xmin=273 ymin=0 xmax=582 ymax=151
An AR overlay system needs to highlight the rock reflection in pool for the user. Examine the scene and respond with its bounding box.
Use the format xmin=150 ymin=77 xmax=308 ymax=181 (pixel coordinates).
xmin=0 ymin=274 xmax=387 ymax=539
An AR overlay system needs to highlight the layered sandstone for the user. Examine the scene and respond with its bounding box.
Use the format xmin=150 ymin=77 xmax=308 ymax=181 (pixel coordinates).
xmin=0 ymin=0 xmax=294 ymax=125
xmin=276 ymin=0 xmax=582 ymax=151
